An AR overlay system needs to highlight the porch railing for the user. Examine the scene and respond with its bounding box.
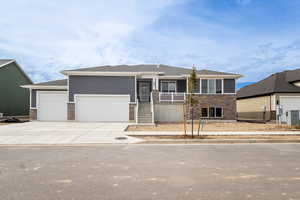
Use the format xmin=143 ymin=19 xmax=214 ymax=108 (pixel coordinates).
xmin=159 ymin=92 xmax=186 ymax=102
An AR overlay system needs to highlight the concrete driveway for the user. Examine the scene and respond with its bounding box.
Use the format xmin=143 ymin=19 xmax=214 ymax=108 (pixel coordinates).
xmin=0 ymin=122 xmax=143 ymax=145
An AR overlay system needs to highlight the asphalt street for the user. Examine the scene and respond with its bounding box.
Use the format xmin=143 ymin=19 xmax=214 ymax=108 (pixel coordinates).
xmin=0 ymin=144 xmax=300 ymax=200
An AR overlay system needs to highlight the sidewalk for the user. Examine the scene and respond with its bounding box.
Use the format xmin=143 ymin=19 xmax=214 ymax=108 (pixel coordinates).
xmin=126 ymin=131 xmax=300 ymax=136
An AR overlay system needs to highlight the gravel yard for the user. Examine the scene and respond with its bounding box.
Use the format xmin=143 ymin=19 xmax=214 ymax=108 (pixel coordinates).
xmin=127 ymin=122 xmax=293 ymax=132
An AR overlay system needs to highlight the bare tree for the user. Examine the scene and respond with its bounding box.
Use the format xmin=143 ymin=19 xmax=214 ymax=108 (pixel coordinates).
xmin=187 ymin=66 xmax=198 ymax=138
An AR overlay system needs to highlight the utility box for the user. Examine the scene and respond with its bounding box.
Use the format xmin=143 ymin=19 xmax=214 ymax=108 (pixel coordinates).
xmin=286 ymin=110 xmax=300 ymax=126
xmin=0 ymin=113 xmax=3 ymax=118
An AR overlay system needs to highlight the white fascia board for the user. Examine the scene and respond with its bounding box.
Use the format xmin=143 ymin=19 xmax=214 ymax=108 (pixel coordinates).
xmin=21 ymin=85 xmax=67 ymax=90
xmin=61 ymin=71 xmax=164 ymax=76
xmin=0 ymin=59 xmax=14 ymax=68
xmin=182 ymin=74 xmax=243 ymax=79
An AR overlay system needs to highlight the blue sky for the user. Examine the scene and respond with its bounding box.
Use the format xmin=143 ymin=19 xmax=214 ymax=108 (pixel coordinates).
xmin=1 ymin=0 xmax=300 ymax=84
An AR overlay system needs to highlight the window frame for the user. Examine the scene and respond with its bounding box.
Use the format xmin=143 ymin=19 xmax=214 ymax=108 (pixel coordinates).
xmin=200 ymin=79 xmax=223 ymax=94
xmin=160 ymin=80 xmax=177 ymax=93
xmin=201 ymin=107 xmax=223 ymax=118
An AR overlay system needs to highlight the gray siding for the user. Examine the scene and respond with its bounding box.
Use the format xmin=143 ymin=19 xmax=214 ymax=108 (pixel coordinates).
xmin=224 ymin=79 xmax=236 ymax=93
xmin=69 ymin=76 xmax=136 ymax=102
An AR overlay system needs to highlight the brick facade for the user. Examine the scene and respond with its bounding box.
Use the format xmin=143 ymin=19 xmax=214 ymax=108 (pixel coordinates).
xmin=187 ymin=94 xmax=236 ymax=120
xmin=29 ymin=109 xmax=37 ymax=120
xmin=67 ymin=103 xmax=75 ymax=120
xmin=129 ymin=104 xmax=136 ymax=122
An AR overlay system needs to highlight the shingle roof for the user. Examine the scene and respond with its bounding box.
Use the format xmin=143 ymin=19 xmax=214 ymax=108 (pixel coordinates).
xmin=63 ymin=64 xmax=239 ymax=76
xmin=237 ymin=69 xmax=300 ymax=99
xmin=286 ymin=68 xmax=300 ymax=83
xmin=0 ymin=59 xmax=14 ymax=66
xmin=33 ymin=79 xmax=67 ymax=86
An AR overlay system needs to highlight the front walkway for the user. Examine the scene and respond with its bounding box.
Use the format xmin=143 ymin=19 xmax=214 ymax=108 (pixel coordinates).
xmin=0 ymin=122 xmax=143 ymax=145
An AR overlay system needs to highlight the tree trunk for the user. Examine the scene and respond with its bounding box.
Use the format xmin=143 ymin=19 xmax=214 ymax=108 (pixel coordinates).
xmin=191 ymin=107 xmax=194 ymax=138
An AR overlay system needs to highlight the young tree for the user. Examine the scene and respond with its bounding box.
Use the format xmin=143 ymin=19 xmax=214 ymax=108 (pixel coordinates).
xmin=188 ymin=66 xmax=198 ymax=138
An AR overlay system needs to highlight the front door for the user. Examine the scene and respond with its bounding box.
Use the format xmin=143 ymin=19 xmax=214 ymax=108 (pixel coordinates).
xmin=291 ymin=110 xmax=300 ymax=126
xmin=139 ymin=82 xmax=151 ymax=102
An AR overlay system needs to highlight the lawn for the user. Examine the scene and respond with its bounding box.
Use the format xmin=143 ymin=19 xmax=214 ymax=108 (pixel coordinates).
xmin=127 ymin=122 xmax=293 ymax=132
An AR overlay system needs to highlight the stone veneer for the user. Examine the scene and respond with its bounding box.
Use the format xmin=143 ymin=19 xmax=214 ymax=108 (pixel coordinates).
xmin=67 ymin=103 xmax=75 ymax=120
xmin=186 ymin=94 xmax=236 ymax=120
xmin=29 ymin=109 xmax=37 ymax=120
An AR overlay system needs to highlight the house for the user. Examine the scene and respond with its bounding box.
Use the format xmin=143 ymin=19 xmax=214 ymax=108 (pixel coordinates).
xmin=0 ymin=59 xmax=33 ymax=117
xmin=21 ymin=64 xmax=242 ymax=123
xmin=237 ymin=68 xmax=300 ymax=123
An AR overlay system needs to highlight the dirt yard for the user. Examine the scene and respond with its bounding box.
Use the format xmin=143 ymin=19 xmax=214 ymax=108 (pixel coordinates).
xmin=127 ymin=122 xmax=294 ymax=132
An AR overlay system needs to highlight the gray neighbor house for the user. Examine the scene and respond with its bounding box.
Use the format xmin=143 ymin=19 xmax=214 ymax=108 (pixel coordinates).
xmin=22 ymin=64 xmax=242 ymax=123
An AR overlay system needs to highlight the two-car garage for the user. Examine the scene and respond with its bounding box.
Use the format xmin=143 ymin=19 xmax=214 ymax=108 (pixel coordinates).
xmin=36 ymin=91 xmax=130 ymax=122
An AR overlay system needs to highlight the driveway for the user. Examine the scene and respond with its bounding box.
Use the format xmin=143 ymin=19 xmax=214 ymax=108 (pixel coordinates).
xmin=0 ymin=122 xmax=143 ymax=145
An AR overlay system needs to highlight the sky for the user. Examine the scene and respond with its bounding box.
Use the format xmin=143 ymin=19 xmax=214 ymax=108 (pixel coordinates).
xmin=1 ymin=0 xmax=300 ymax=85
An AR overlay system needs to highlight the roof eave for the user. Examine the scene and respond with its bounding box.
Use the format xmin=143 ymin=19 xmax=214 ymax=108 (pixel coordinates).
xmin=21 ymin=85 xmax=67 ymax=90
xmin=60 ymin=71 xmax=165 ymax=76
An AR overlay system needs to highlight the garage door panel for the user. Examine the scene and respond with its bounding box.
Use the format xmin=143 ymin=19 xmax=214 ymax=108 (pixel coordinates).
xmin=280 ymin=97 xmax=300 ymax=122
xmin=76 ymin=95 xmax=129 ymax=122
xmin=37 ymin=92 xmax=68 ymax=121
xmin=154 ymin=104 xmax=184 ymax=122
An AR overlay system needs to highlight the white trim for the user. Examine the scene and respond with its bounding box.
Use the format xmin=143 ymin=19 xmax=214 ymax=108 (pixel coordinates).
xmin=61 ymin=71 xmax=164 ymax=76
xmin=183 ymin=74 xmax=242 ymax=79
xmin=279 ymin=96 xmax=300 ymax=98
xmin=21 ymin=85 xmax=68 ymax=90
xmin=221 ymin=78 xmax=224 ymax=94
xmin=74 ymin=94 xmax=131 ymax=98
xmin=0 ymin=59 xmax=14 ymax=68
xmin=29 ymin=88 xmax=32 ymax=109
xmin=135 ymin=75 xmax=137 ymax=102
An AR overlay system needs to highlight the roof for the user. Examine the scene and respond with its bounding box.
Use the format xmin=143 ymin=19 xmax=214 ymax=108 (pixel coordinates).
xmin=0 ymin=59 xmax=14 ymax=67
xmin=286 ymin=68 xmax=300 ymax=83
xmin=33 ymin=79 xmax=67 ymax=86
xmin=0 ymin=59 xmax=33 ymax=84
xmin=237 ymin=69 xmax=300 ymax=99
xmin=21 ymin=79 xmax=67 ymax=89
xmin=62 ymin=64 xmax=241 ymax=76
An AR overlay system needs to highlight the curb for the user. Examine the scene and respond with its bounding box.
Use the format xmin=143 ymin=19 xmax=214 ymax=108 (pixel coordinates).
xmin=139 ymin=139 xmax=300 ymax=144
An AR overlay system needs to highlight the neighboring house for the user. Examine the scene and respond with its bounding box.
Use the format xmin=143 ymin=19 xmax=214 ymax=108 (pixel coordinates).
xmin=22 ymin=64 xmax=242 ymax=123
xmin=0 ymin=59 xmax=33 ymax=117
xmin=237 ymin=68 xmax=300 ymax=122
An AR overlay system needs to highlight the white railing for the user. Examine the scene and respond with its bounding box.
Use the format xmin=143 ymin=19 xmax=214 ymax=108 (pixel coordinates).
xmin=159 ymin=92 xmax=186 ymax=102
xmin=150 ymin=92 xmax=154 ymax=123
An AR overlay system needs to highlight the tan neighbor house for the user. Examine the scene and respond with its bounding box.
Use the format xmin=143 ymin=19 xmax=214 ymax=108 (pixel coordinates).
xmin=237 ymin=68 xmax=300 ymax=123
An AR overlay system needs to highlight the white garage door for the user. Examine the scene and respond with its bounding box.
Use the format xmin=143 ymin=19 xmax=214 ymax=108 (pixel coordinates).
xmin=37 ymin=91 xmax=68 ymax=121
xmin=154 ymin=104 xmax=184 ymax=122
xmin=75 ymin=95 xmax=130 ymax=122
xmin=280 ymin=96 xmax=300 ymax=122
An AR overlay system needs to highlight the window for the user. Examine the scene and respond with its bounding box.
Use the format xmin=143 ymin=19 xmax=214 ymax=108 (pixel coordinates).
xmin=201 ymin=107 xmax=223 ymax=118
xmin=161 ymin=81 xmax=176 ymax=92
xmin=201 ymin=79 xmax=222 ymax=94
xmin=201 ymin=108 xmax=208 ymax=117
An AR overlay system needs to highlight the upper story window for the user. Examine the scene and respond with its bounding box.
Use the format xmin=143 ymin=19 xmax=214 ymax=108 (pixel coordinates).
xmin=161 ymin=81 xmax=176 ymax=93
xmin=201 ymin=79 xmax=222 ymax=94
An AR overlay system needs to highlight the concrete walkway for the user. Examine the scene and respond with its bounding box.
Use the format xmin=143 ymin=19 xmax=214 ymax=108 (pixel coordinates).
xmin=0 ymin=122 xmax=143 ymax=145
